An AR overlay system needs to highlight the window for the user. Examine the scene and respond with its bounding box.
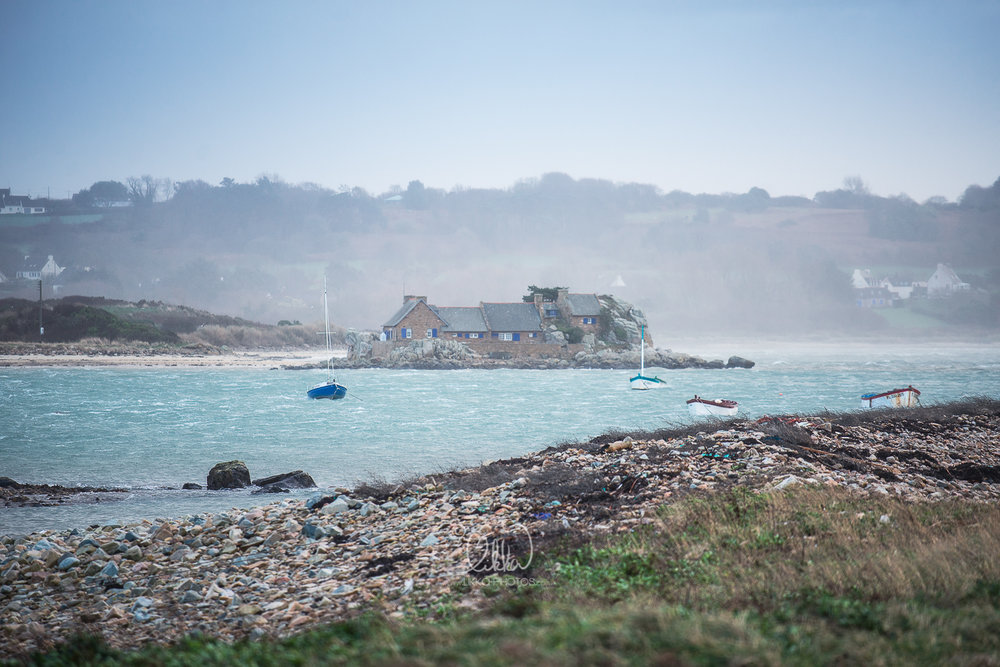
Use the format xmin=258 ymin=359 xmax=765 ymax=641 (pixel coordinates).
xmin=582 ymin=317 xmax=596 ymax=325
xmin=499 ymin=332 xmax=513 ymax=341
xmin=402 ymin=328 xmax=411 ymax=339
xmin=469 ymin=333 xmax=480 ymax=339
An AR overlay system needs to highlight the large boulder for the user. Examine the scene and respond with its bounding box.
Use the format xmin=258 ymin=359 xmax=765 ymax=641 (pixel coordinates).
xmin=726 ymin=356 xmax=755 ymax=369
xmin=252 ymin=470 xmax=316 ymax=490
xmin=207 ymin=460 xmax=251 ymax=490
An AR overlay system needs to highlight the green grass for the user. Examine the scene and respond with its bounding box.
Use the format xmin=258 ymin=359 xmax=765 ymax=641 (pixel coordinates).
xmin=17 ymin=486 xmax=1000 ymax=665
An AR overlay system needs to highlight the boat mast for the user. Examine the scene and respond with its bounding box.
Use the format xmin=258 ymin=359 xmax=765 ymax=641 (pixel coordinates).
xmin=323 ymin=276 xmax=333 ymax=380
xmin=639 ymin=325 xmax=645 ymax=375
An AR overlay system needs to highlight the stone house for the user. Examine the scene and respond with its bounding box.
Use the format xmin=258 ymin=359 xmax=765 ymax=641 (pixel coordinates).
xmin=555 ymin=289 xmax=602 ymax=333
xmin=435 ymin=306 xmax=489 ymax=340
xmin=382 ymin=290 xmax=604 ymax=344
xmin=381 ymin=296 xmax=446 ymax=341
xmin=481 ymin=302 xmax=543 ymax=341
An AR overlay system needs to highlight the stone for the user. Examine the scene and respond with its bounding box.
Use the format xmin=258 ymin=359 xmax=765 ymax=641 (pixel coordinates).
xmin=320 ymin=498 xmax=350 ymax=515
xmin=206 ymin=461 xmax=251 ymax=490
xmin=252 ymin=471 xmax=317 ymax=489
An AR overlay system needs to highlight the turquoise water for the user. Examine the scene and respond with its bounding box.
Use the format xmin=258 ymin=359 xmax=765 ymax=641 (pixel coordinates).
xmin=2 ymin=342 xmax=998 ymax=537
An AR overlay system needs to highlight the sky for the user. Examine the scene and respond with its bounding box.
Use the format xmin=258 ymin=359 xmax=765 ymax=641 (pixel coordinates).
xmin=2 ymin=0 xmax=998 ymax=203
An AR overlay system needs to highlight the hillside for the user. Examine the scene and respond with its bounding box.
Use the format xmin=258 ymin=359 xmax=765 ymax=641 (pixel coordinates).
xmin=1 ymin=174 xmax=997 ymax=337
xmin=0 ymin=296 xmax=321 ymax=349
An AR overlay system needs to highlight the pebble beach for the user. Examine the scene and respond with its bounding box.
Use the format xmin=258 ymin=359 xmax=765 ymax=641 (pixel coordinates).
xmin=2 ymin=402 xmax=999 ymax=659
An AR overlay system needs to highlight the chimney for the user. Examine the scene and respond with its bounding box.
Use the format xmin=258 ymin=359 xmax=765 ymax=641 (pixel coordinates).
xmin=403 ymin=295 xmax=426 ymax=303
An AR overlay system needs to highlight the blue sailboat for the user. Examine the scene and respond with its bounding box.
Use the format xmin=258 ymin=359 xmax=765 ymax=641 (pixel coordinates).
xmin=307 ymin=277 xmax=347 ymax=400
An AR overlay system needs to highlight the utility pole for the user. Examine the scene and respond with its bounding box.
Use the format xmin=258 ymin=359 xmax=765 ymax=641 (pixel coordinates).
xmin=38 ymin=279 xmax=44 ymax=339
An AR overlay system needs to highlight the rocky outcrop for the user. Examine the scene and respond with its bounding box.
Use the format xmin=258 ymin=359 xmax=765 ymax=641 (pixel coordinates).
xmin=383 ymin=339 xmax=479 ymax=368
xmin=252 ymin=471 xmax=317 ymax=491
xmin=726 ymin=356 xmax=755 ymax=369
xmin=206 ymin=461 xmax=251 ymax=490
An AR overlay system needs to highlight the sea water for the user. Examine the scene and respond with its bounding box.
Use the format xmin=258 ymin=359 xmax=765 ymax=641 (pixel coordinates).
xmin=2 ymin=341 xmax=998 ymax=537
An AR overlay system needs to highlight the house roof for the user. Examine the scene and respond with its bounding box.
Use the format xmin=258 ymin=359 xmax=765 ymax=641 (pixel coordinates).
xmin=383 ymin=299 xmax=421 ymax=327
xmin=482 ymin=302 xmax=542 ymax=332
xmin=433 ymin=306 xmax=488 ymax=332
xmin=20 ymin=256 xmax=47 ymax=271
xmin=564 ymin=293 xmax=601 ymax=317
xmin=383 ymin=298 xmax=447 ymax=328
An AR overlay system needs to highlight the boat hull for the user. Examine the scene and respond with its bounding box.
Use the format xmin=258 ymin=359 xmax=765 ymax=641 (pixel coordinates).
xmin=687 ymin=397 xmax=738 ymax=417
xmin=630 ymin=375 xmax=666 ymax=390
xmin=307 ymin=381 xmax=347 ymax=400
xmin=861 ymin=386 xmax=919 ymax=408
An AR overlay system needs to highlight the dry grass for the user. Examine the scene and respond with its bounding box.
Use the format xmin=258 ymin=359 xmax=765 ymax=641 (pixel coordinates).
xmin=179 ymin=323 xmax=321 ymax=349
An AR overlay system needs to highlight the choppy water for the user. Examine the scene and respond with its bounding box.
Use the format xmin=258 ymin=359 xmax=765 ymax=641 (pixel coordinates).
xmin=2 ymin=341 xmax=998 ymax=537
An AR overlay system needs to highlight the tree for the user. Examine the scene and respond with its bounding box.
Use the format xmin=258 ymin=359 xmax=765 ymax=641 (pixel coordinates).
xmin=127 ymin=175 xmax=160 ymax=206
xmin=959 ymin=176 xmax=1000 ymax=210
xmin=72 ymin=180 xmax=128 ymax=207
xmin=843 ymin=175 xmax=870 ymax=195
xmin=522 ymin=285 xmax=565 ymax=302
xmin=405 ymin=180 xmax=427 ymax=209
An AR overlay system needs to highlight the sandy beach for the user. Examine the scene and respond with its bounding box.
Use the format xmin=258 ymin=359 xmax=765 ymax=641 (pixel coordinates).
xmin=0 ymin=346 xmax=334 ymax=369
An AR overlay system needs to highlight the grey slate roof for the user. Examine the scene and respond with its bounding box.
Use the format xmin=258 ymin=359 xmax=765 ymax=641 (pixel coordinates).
xmin=433 ymin=306 xmax=488 ymax=332
xmin=383 ymin=299 xmax=421 ymax=327
xmin=481 ymin=302 xmax=542 ymax=332
xmin=564 ymin=293 xmax=601 ymax=317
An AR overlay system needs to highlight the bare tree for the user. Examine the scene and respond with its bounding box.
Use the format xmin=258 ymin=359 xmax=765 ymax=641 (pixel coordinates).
xmin=127 ymin=175 xmax=157 ymax=205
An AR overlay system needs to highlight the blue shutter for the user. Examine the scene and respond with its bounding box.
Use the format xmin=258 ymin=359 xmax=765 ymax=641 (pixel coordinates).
xmin=432 ymin=328 xmax=437 ymax=338
xmin=513 ymin=333 xmax=520 ymax=341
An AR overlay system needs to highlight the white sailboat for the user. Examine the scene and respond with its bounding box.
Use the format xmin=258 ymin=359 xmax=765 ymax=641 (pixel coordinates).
xmin=306 ymin=276 xmax=347 ymax=400
xmin=629 ymin=325 xmax=666 ymax=390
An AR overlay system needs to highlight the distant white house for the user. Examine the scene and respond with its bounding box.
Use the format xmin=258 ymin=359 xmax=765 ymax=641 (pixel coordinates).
xmin=0 ymin=189 xmax=45 ymax=215
xmin=853 ymin=268 xmax=926 ymax=301
xmin=927 ymin=263 xmax=970 ymax=298
xmin=851 ymin=269 xmax=873 ymax=289
xmin=16 ymin=255 xmax=64 ymax=281
xmin=878 ymin=277 xmax=920 ymax=300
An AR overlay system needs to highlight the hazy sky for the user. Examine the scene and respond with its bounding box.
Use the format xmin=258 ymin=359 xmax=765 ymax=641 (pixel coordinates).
xmin=3 ymin=1 xmax=998 ymax=203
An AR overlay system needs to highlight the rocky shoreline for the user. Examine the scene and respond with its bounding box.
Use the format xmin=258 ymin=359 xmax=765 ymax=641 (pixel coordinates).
xmin=2 ymin=400 xmax=999 ymax=658
xmin=297 ymin=337 xmax=756 ymax=371
xmin=1 ymin=340 xmax=755 ymax=370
